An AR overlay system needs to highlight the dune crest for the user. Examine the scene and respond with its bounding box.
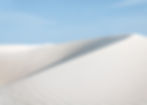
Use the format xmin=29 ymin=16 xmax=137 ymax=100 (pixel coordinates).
xmin=0 ymin=35 xmax=130 ymax=85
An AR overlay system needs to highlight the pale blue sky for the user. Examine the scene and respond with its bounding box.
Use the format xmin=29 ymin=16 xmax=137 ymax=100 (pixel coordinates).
xmin=0 ymin=0 xmax=147 ymax=43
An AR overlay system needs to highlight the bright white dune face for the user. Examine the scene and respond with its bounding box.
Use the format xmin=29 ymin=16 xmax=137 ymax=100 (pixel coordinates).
xmin=0 ymin=45 xmax=38 ymax=53
xmin=0 ymin=34 xmax=146 ymax=105
xmin=0 ymin=35 xmax=128 ymax=85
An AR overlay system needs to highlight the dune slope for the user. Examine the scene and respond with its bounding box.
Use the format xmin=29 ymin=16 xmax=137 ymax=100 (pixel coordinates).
xmin=0 ymin=34 xmax=146 ymax=105
xmin=0 ymin=35 xmax=129 ymax=85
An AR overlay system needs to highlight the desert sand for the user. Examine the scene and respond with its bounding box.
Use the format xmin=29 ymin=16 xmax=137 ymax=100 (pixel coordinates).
xmin=0 ymin=34 xmax=146 ymax=105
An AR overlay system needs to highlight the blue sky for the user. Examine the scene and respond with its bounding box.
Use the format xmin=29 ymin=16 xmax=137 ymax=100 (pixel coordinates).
xmin=0 ymin=0 xmax=147 ymax=43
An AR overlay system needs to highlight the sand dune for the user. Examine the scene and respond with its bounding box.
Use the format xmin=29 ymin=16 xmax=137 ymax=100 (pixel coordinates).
xmin=0 ymin=35 xmax=129 ymax=85
xmin=0 ymin=34 xmax=146 ymax=105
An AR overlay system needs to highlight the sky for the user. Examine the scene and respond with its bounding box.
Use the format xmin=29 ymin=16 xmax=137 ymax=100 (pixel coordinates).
xmin=0 ymin=0 xmax=147 ymax=43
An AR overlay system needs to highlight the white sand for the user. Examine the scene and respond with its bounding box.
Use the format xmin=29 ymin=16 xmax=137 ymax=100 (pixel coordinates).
xmin=0 ymin=34 xmax=146 ymax=105
xmin=0 ymin=35 xmax=128 ymax=85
